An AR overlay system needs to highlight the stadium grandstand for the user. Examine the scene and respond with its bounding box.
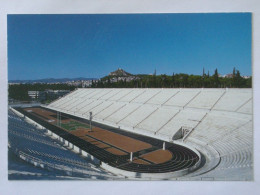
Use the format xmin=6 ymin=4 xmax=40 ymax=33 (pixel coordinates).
xmin=8 ymin=88 xmax=253 ymax=180
xmin=8 ymin=109 xmax=122 ymax=180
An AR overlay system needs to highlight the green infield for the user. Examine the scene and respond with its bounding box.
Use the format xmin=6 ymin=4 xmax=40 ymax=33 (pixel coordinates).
xmin=60 ymin=120 xmax=90 ymax=131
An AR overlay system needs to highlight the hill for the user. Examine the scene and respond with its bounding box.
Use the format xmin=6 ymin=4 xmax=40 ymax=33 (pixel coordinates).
xmin=109 ymin=68 xmax=132 ymax=77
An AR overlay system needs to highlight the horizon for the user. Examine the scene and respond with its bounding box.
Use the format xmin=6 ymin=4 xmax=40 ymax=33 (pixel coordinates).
xmin=8 ymin=13 xmax=252 ymax=80
xmin=8 ymin=67 xmax=252 ymax=81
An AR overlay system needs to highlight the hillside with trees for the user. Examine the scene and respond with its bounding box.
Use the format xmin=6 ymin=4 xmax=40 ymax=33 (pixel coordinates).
xmin=8 ymin=68 xmax=252 ymax=102
xmin=92 ymin=68 xmax=252 ymax=88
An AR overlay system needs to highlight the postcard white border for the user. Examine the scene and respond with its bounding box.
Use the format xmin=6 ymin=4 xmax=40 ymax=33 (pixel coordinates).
xmin=0 ymin=0 xmax=259 ymax=195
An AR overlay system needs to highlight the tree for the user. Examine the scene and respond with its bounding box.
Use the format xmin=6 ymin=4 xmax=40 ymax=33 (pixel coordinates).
xmin=233 ymin=67 xmax=236 ymax=77
xmin=161 ymin=74 xmax=167 ymax=88
xmin=246 ymin=77 xmax=252 ymax=88
xmin=154 ymin=69 xmax=157 ymax=76
xmin=202 ymin=68 xmax=205 ymax=87
xmin=172 ymin=72 xmax=175 ymax=88
xmin=234 ymin=70 xmax=244 ymax=87
xmin=183 ymin=74 xmax=189 ymax=88
xmin=213 ymin=68 xmax=220 ymax=87
xmin=88 ymin=68 xmax=251 ymax=89
xmin=152 ymin=74 xmax=157 ymax=88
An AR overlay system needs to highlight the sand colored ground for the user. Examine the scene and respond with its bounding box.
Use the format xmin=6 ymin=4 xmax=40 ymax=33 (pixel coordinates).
xmin=24 ymin=107 xmax=173 ymax=163
xmin=106 ymin=148 xmax=127 ymax=155
xmin=141 ymin=149 xmax=173 ymax=164
xmin=25 ymin=107 xmax=71 ymax=123
xmin=80 ymin=136 xmax=126 ymax=155
xmin=132 ymin=158 xmax=151 ymax=165
xmin=69 ymin=127 xmax=151 ymax=155
xmin=85 ymin=127 xmax=152 ymax=153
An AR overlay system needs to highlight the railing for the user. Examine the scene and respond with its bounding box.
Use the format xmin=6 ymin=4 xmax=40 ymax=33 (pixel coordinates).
xmin=155 ymin=109 xmax=181 ymax=134
xmin=129 ymin=89 xmax=147 ymax=103
xmin=183 ymin=91 xmax=201 ymax=108
xmin=93 ymin=102 xmax=114 ymax=117
xmin=183 ymin=112 xmax=208 ymax=142
xmin=143 ymin=90 xmax=162 ymax=104
xmin=210 ymin=90 xmax=226 ymax=110
xmin=134 ymin=107 xmax=159 ymax=128
xmin=235 ymin=97 xmax=253 ymax=112
xmin=162 ymin=91 xmax=180 ymax=105
xmin=103 ymin=103 xmax=127 ymax=120
xmin=116 ymin=104 xmax=142 ymax=124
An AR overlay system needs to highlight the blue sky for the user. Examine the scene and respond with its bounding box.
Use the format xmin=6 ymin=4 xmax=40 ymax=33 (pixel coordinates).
xmin=8 ymin=13 xmax=251 ymax=80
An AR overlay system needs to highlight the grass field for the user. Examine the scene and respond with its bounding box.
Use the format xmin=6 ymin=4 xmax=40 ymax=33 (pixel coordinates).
xmin=60 ymin=120 xmax=90 ymax=131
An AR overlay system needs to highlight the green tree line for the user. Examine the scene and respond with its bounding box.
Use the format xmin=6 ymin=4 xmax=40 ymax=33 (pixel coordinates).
xmin=8 ymin=83 xmax=76 ymax=101
xmin=8 ymin=68 xmax=252 ymax=101
xmin=92 ymin=68 xmax=252 ymax=89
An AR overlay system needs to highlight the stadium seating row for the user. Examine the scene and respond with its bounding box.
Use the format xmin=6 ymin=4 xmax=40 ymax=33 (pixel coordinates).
xmin=8 ymin=110 xmax=118 ymax=179
xmin=48 ymin=88 xmax=252 ymax=141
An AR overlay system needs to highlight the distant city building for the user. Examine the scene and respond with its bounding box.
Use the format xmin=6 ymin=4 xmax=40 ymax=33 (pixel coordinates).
xmin=219 ymin=74 xmax=251 ymax=79
xmin=106 ymin=68 xmax=140 ymax=83
xmin=65 ymin=80 xmax=96 ymax=87
xmin=224 ymin=74 xmax=234 ymax=78
xmin=28 ymin=91 xmax=46 ymax=101
xmin=8 ymin=83 xmax=20 ymax=85
xmin=242 ymin=75 xmax=251 ymax=79
xmin=28 ymin=90 xmax=70 ymax=101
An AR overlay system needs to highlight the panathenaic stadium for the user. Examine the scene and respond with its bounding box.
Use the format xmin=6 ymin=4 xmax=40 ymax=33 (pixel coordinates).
xmin=8 ymin=88 xmax=253 ymax=180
